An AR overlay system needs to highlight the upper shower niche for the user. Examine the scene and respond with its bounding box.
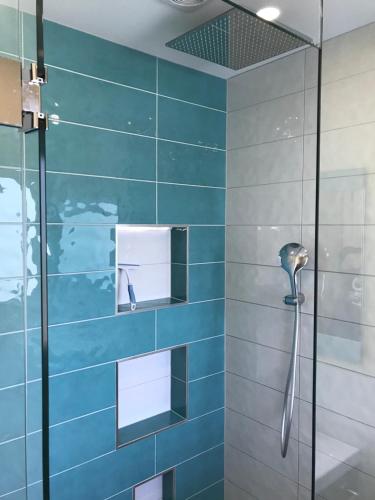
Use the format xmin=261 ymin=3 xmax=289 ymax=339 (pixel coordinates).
xmin=116 ymin=225 xmax=188 ymax=314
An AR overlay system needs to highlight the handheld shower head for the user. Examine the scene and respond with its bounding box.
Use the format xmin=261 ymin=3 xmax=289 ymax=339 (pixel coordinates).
xmin=279 ymin=243 xmax=308 ymax=298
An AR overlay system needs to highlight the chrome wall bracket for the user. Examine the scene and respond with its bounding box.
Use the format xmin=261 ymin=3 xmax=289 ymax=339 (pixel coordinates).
xmin=0 ymin=55 xmax=47 ymax=132
xmin=22 ymin=62 xmax=48 ymax=133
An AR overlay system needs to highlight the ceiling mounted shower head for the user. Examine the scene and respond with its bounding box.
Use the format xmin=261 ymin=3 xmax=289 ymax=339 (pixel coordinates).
xmin=166 ymin=4 xmax=312 ymax=70
xmin=167 ymin=0 xmax=208 ymax=9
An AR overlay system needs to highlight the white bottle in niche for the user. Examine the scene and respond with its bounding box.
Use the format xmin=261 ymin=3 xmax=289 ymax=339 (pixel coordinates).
xmin=118 ymin=265 xmax=138 ymax=310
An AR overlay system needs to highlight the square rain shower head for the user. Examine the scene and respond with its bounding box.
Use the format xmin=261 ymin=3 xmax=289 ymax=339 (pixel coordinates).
xmin=166 ymin=5 xmax=311 ymax=70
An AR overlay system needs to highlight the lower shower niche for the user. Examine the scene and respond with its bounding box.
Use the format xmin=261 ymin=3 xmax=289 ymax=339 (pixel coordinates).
xmin=116 ymin=225 xmax=188 ymax=314
xmin=117 ymin=346 xmax=188 ymax=447
xmin=133 ymin=469 xmax=175 ymax=500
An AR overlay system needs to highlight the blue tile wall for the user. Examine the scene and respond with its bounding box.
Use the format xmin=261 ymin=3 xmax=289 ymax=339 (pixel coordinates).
xmin=0 ymin=9 xmax=226 ymax=499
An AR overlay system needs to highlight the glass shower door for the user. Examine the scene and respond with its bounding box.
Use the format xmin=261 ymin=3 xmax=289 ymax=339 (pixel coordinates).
xmin=314 ymin=1 xmax=375 ymax=498
xmin=0 ymin=0 xmax=43 ymax=498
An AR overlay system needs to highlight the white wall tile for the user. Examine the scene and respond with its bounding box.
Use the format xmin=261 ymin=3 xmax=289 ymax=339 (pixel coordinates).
xmin=226 ymin=336 xmax=298 ymax=393
xmin=226 ymin=372 xmax=299 ymax=440
xmin=227 ymin=182 xmax=302 ymax=226
xmin=227 ymin=92 xmax=304 ymax=150
xmin=227 ymin=51 xmax=305 ymax=111
xmin=225 ymin=445 xmax=298 ymax=500
xmin=321 ymin=69 xmax=375 ymax=131
xmin=226 ymin=225 xmax=302 ymax=266
xmin=227 ymin=137 xmax=303 ymax=188
xmin=224 ymin=480 xmax=257 ymax=500
xmin=322 ymin=22 xmax=375 ymax=84
xmin=226 ymin=408 xmax=299 ymax=482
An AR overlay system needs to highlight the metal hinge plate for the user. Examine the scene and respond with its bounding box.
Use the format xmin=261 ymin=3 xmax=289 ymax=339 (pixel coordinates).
xmin=22 ymin=62 xmax=48 ymax=133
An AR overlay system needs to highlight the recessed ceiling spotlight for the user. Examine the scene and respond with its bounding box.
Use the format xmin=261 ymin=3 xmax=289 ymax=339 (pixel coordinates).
xmin=168 ymin=0 xmax=208 ymax=8
xmin=256 ymin=6 xmax=281 ymax=21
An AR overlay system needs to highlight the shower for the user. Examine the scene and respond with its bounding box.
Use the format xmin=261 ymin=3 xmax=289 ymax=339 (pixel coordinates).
xmin=279 ymin=243 xmax=309 ymax=458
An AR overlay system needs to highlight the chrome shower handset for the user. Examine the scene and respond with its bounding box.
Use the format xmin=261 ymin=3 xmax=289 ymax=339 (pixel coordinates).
xmin=279 ymin=243 xmax=308 ymax=458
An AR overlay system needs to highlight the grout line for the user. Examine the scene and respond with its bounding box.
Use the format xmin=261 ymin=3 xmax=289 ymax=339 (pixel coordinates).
xmin=185 ymin=478 xmax=224 ymax=499
xmin=46 ymin=63 xmax=226 ymax=113
xmin=227 ymin=88 xmax=305 ymax=115
xmin=49 ymin=405 xmax=116 ymax=429
xmin=54 ymin=119 xmax=226 ymax=152
xmin=190 ymin=371 xmax=224 ymax=383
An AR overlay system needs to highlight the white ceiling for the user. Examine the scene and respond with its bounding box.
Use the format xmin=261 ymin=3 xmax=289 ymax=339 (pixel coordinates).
xmin=9 ymin=0 xmax=375 ymax=78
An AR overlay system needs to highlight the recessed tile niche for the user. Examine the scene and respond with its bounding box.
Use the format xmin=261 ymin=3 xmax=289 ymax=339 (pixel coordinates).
xmin=117 ymin=346 xmax=188 ymax=447
xmin=116 ymin=225 xmax=188 ymax=314
xmin=133 ymin=469 xmax=175 ymax=500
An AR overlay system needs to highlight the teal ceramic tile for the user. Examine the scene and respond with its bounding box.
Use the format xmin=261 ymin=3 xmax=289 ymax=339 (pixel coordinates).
xmin=158 ymin=59 xmax=226 ymax=110
xmin=183 ymin=480 xmax=224 ymax=500
xmin=50 ymin=364 xmax=116 ymax=425
xmin=49 ymin=312 xmax=155 ymax=375
xmin=175 ymin=446 xmax=224 ymax=500
xmin=27 ymin=482 xmax=43 ymax=500
xmin=45 ymin=21 xmax=156 ymax=91
xmin=0 ymin=278 xmax=23 ymax=334
xmin=1 ymin=489 xmax=27 ymax=500
xmin=158 ymin=141 xmax=225 ymax=187
xmin=158 ymin=184 xmax=224 ymax=225
xmin=158 ymin=97 xmax=226 ymax=149
xmin=0 ymin=224 xmax=23 ymax=278
xmin=0 ymin=126 xmax=22 ymax=167
xmin=27 ymin=380 xmax=41 ymax=434
xmin=189 ymin=263 xmax=225 ymax=302
xmin=47 ymin=271 xmax=115 ymax=325
xmin=26 ymin=277 xmax=41 ymax=330
xmin=22 ymin=11 xmax=37 ymax=62
xmin=45 ymin=122 xmax=156 ymax=181
xmin=50 ymin=408 xmax=115 ymax=475
xmin=171 ymin=264 xmax=187 ymax=302
xmin=171 ymin=227 xmax=187 ymax=264
xmin=27 ymin=329 xmax=41 ymax=381
xmin=0 ymin=332 xmax=24 ymax=388
xmin=189 ymin=226 xmax=225 ymax=264
xmin=25 ymin=169 xmax=40 ymax=223
xmin=189 ymin=373 xmax=224 ymax=418
xmin=47 ymin=225 xmax=115 ymax=274
xmin=26 ymin=431 xmax=42 ymax=485
xmin=0 ymin=438 xmax=26 ymax=496
xmin=107 ymin=489 xmax=132 ymax=500
xmin=24 ymin=129 xmax=38 ymax=171
xmin=156 ymin=409 xmax=224 ymax=472
xmin=50 ymin=437 xmax=154 ymax=500
xmin=46 ymin=173 xmax=156 ymax=224
xmin=157 ymin=300 xmax=224 ymax=349
xmin=26 ymin=225 xmax=40 ymax=276
xmin=0 ymin=4 xmax=20 ymax=56
xmin=43 ymin=67 xmax=156 ymax=136
xmin=188 ymin=336 xmax=224 ymax=380
xmin=0 ymin=167 xmax=22 ymax=223
xmin=0 ymin=386 xmax=25 ymax=442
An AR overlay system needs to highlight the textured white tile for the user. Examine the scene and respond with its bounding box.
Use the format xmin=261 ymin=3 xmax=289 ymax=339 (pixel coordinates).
xmin=310 ymin=360 xmax=375 ymax=428
xmin=298 ymin=442 xmax=312 ymax=490
xmin=314 ymin=405 xmax=375 ymax=478
xmin=302 ymin=180 xmax=316 ymax=225
xmin=226 ymin=409 xmax=299 ymax=482
xmin=227 ymin=137 xmax=303 ymax=188
xmin=226 ymin=263 xmax=291 ymax=309
xmin=305 ymin=47 xmax=319 ymax=90
xmin=227 ymin=51 xmax=305 ymax=111
xmin=317 ymin=271 xmax=375 ymax=326
xmin=118 ymin=351 xmax=171 ymax=389
xmin=227 ymin=92 xmax=304 ymax=149
xmin=226 ymin=225 xmax=302 ymax=266
xmin=226 ymin=336 xmax=298 ymax=393
xmin=322 ymin=22 xmax=375 ymax=84
xmin=227 ymin=182 xmax=302 ymax=226
xmin=321 ymin=69 xmax=375 ymax=131
xmin=320 ymin=123 xmax=375 ymax=178
xmin=225 ymin=445 xmax=298 ymax=500
xmin=304 ymin=87 xmax=318 ymax=135
xmin=117 ymin=226 xmax=171 ymax=265
xmin=226 ymin=373 xmax=299 ymax=439
xmin=303 ymin=134 xmax=317 ymax=180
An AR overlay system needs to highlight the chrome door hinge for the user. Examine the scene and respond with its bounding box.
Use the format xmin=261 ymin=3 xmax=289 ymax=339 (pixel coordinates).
xmin=22 ymin=62 xmax=48 ymax=133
